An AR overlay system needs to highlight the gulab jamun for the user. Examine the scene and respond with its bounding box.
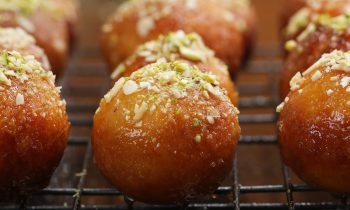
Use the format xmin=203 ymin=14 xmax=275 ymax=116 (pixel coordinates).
xmin=278 ymin=50 xmax=350 ymax=194
xmin=111 ymin=30 xmax=239 ymax=106
xmin=0 ymin=50 xmax=70 ymax=201
xmin=280 ymin=13 xmax=350 ymax=99
xmin=101 ymin=0 xmax=244 ymax=76
xmin=93 ymin=61 xmax=240 ymax=204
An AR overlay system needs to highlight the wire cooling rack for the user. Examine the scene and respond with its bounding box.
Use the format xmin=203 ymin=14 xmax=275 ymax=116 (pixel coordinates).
xmin=1 ymin=43 xmax=349 ymax=210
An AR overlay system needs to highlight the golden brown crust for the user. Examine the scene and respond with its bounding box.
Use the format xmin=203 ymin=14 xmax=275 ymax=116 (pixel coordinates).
xmin=0 ymin=2 xmax=69 ymax=77
xmin=278 ymin=51 xmax=350 ymax=194
xmin=93 ymin=62 xmax=240 ymax=203
xmin=111 ymin=31 xmax=239 ymax=106
xmin=0 ymin=51 xmax=69 ymax=201
xmin=284 ymin=0 xmax=350 ymax=42
xmin=101 ymin=0 xmax=244 ymax=76
xmin=214 ymin=0 xmax=257 ymax=60
xmin=52 ymin=0 xmax=79 ymax=47
xmin=280 ymin=15 xmax=350 ymax=99
xmin=0 ymin=27 xmax=50 ymax=71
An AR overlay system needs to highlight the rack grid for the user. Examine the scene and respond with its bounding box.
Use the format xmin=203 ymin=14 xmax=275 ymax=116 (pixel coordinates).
xmin=1 ymin=43 xmax=349 ymax=210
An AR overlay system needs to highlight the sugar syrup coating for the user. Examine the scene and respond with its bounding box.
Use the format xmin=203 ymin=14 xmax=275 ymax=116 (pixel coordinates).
xmin=0 ymin=50 xmax=69 ymax=201
xmin=93 ymin=61 xmax=241 ymax=204
xmin=0 ymin=0 xmax=70 ymax=77
xmin=111 ymin=31 xmax=239 ymax=105
xmin=284 ymin=0 xmax=350 ymax=42
xmin=278 ymin=50 xmax=350 ymax=194
xmin=101 ymin=0 xmax=244 ymax=76
xmin=214 ymin=0 xmax=257 ymax=60
xmin=52 ymin=0 xmax=79 ymax=47
xmin=280 ymin=13 xmax=350 ymax=99
xmin=0 ymin=27 xmax=50 ymax=71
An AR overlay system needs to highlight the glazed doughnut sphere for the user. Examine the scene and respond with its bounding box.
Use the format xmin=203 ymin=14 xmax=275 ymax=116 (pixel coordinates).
xmin=0 ymin=0 xmax=69 ymax=77
xmin=93 ymin=61 xmax=241 ymax=204
xmin=52 ymin=0 xmax=79 ymax=47
xmin=284 ymin=0 xmax=350 ymax=42
xmin=0 ymin=50 xmax=69 ymax=201
xmin=101 ymin=0 xmax=244 ymax=76
xmin=111 ymin=31 xmax=239 ymax=106
xmin=0 ymin=27 xmax=50 ymax=71
xmin=214 ymin=0 xmax=257 ymax=61
xmin=280 ymin=13 xmax=350 ymax=99
xmin=278 ymin=50 xmax=350 ymax=194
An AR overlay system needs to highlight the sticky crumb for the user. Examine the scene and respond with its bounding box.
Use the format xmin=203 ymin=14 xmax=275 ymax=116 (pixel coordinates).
xmin=195 ymin=134 xmax=202 ymax=143
xmin=54 ymin=40 xmax=66 ymax=52
xmin=123 ymin=79 xmax=139 ymax=95
xmin=340 ymin=77 xmax=350 ymax=88
xmin=133 ymin=101 xmax=148 ymax=123
xmin=285 ymin=40 xmax=297 ymax=51
xmin=16 ymin=93 xmax=24 ymax=105
xmin=104 ymin=78 xmax=125 ymax=102
xmin=185 ymin=0 xmax=198 ymax=10
xmin=276 ymin=102 xmax=285 ymax=113
xmin=135 ymin=121 xmax=143 ymax=127
xmin=207 ymin=116 xmax=215 ymax=124
xmin=311 ymin=70 xmax=322 ymax=81
xmin=326 ymin=89 xmax=334 ymax=95
xmin=330 ymin=76 xmax=339 ymax=81
xmin=290 ymin=72 xmax=303 ymax=91
xmin=137 ymin=17 xmax=155 ymax=37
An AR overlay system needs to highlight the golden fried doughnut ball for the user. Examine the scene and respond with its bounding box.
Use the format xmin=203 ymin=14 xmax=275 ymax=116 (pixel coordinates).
xmin=0 ymin=50 xmax=69 ymax=201
xmin=0 ymin=27 xmax=50 ymax=71
xmin=93 ymin=61 xmax=241 ymax=204
xmin=52 ymin=0 xmax=79 ymax=47
xmin=284 ymin=0 xmax=350 ymax=42
xmin=111 ymin=31 xmax=239 ymax=106
xmin=101 ymin=0 xmax=244 ymax=76
xmin=278 ymin=50 xmax=350 ymax=194
xmin=280 ymin=13 xmax=350 ymax=99
xmin=0 ymin=0 xmax=70 ymax=77
xmin=214 ymin=0 xmax=257 ymax=60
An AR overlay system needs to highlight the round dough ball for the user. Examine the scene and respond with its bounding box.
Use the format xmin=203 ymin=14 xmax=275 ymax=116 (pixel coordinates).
xmin=214 ymin=0 xmax=257 ymax=60
xmin=101 ymin=0 xmax=244 ymax=76
xmin=93 ymin=61 xmax=240 ymax=204
xmin=280 ymin=13 xmax=350 ymax=99
xmin=111 ymin=31 xmax=239 ymax=106
xmin=0 ymin=50 xmax=69 ymax=201
xmin=51 ymin=0 xmax=79 ymax=47
xmin=0 ymin=27 xmax=50 ymax=71
xmin=278 ymin=50 xmax=350 ymax=194
xmin=284 ymin=0 xmax=350 ymax=42
xmin=0 ymin=0 xmax=70 ymax=77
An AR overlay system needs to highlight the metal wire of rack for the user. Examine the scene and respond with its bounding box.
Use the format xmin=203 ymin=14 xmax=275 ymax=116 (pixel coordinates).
xmin=1 ymin=43 xmax=350 ymax=210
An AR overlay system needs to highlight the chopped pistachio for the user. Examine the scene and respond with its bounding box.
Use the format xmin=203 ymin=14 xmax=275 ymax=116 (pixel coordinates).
xmin=193 ymin=118 xmax=201 ymax=126
xmin=285 ymin=40 xmax=297 ymax=51
xmin=179 ymin=46 xmax=205 ymax=61
xmin=195 ymin=134 xmax=202 ymax=143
